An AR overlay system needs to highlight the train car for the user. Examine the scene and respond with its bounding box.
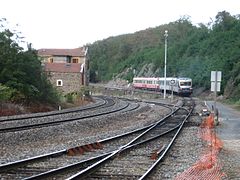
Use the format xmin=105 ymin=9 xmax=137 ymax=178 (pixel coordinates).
xmin=132 ymin=77 xmax=192 ymax=96
xmin=132 ymin=77 xmax=159 ymax=90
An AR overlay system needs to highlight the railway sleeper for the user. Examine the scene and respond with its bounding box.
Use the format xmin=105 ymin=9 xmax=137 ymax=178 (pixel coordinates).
xmin=150 ymin=144 xmax=166 ymax=160
xmin=67 ymin=142 xmax=103 ymax=156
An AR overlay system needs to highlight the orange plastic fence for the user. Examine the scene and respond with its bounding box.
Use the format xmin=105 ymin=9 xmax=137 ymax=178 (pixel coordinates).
xmin=174 ymin=114 xmax=226 ymax=180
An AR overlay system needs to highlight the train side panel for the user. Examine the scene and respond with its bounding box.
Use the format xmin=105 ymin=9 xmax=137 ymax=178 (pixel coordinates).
xmin=133 ymin=77 xmax=192 ymax=96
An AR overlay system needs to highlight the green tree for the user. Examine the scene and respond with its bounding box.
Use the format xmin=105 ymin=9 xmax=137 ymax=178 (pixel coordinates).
xmin=0 ymin=18 xmax=59 ymax=103
xmin=88 ymin=11 xmax=240 ymax=100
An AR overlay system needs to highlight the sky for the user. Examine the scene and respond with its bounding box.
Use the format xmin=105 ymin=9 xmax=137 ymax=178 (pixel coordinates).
xmin=0 ymin=0 xmax=239 ymax=50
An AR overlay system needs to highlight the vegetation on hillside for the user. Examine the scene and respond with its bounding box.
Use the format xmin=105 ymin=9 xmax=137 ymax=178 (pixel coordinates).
xmin=0 ymin=18 xmax=59 ymax=104
xmin=89 ymin=11 xmax=240 ymax=100
xmin=1 ymin=11 xmax=240 ymax=105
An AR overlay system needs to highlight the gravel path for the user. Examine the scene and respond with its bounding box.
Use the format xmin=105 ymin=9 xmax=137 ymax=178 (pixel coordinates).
xmin=205 ymin=101 xmax=240 ymax=179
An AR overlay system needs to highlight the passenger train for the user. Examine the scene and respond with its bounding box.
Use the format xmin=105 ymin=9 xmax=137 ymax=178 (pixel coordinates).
xmin=132 ymin=77 xmax=192 ymax=96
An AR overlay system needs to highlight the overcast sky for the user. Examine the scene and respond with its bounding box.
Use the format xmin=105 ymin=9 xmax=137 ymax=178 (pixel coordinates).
xmin=0 ymin=0 xmax=239 ymax=49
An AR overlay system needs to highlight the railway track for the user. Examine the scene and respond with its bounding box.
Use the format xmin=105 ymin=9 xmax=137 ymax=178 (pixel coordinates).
xmin=0 ymin=97 xmax=140 ymax=133
xmin=0 ymin=96 xmax=107 ymax=122
xmin=68 ymin=98 xmax=194 ymax=179
xmin=0 ymin=98 xmax=194 ymax=179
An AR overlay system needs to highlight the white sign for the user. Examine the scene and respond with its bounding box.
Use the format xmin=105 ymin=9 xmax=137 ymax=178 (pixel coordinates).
xmin=211 ymin=71 xmax=222 ymax=92
xmin=211 ymin=82 xmax=221 ymax=92
xmin=211 ymin=71 xmax=222 ymax=82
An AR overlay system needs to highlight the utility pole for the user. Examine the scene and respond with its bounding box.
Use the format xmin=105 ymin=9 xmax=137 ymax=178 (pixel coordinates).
xmin=83 ymin=46 xmax=89 ymax=96
xmin=164 ymin=30 xmax=168 ymax=99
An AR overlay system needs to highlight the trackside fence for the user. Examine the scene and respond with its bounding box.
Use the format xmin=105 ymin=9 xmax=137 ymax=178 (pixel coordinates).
xmin=174 ymin=114 xmax=226 ymax=180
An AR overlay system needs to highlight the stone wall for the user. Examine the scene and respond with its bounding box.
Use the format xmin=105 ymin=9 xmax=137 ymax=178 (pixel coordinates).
xmin=47 ymin=72 xmax=83 ymax=94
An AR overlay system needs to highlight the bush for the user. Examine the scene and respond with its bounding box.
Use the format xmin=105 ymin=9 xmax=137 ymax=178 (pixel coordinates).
xmin=65 ymin=93 xmax=74 ymax=103
xmin=0 ymin=84 xmax=22 ymax=102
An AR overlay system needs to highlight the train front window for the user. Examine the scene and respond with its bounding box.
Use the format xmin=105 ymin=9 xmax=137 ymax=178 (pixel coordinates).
xmin=180 ymin=82 xmax=191 ymax=86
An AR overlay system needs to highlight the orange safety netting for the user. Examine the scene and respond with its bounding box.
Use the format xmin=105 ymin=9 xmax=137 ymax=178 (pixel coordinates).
xmin=174 ymin=114 xmax=226 ymax=180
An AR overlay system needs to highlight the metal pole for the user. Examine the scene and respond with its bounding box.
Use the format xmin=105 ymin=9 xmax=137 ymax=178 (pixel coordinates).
xmin=83 ymin=46 xmax=89 ymax=96
xmin=214 ymin=71 xmax=217 ymax=114
xmin=83 ymin=47 xmax=89 ymax=87
xmin=164 ymin=30 xmax=168 ymax=99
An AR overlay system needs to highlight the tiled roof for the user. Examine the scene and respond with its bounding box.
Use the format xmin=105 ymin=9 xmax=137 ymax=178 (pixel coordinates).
xmin=38 ymin=47 xmax=86 ymax=57
xmin=44 ymin=63 xmax=83 ymax=73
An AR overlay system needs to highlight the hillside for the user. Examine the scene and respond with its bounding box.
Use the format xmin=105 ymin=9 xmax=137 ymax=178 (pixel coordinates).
xmin=88 ymin=11 xmax=240 ymax=101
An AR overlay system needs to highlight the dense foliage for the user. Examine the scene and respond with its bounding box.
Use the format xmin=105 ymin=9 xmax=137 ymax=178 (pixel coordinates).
xmin=0 ymin=18 xmax=59 ymax=104
xmin=89 ymin=11 xmax=240 ymax=99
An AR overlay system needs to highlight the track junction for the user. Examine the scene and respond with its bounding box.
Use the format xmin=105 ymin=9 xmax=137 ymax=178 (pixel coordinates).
xmin=0 ymin=96 xmax=205 ymax=179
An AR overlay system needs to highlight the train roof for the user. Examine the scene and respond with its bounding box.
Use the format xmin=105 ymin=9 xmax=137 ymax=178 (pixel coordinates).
xmin=177 ymin=77 xmax=192 ymax=81
xmin=133 ymin=77 xmax=158 ymax=80
xmin=133 ymin=77 xmax=192 ymax=81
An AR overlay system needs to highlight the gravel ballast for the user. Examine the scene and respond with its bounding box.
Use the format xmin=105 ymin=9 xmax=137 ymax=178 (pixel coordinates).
xmin=0 ymin=97 xmax=238 ymax=179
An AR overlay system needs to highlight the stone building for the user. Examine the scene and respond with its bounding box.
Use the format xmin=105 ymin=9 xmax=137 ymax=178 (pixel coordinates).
xmin=38 ymin=47 xmax=87 ymax=94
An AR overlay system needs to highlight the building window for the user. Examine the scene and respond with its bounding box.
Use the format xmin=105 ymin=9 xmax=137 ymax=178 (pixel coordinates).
xmin=72 ymin=58 xmax=79 ymax=63
xmin=66 ymin=56 xmax=71 ymax=63
xmin=56 ymin=79 xmax=63 ymax=86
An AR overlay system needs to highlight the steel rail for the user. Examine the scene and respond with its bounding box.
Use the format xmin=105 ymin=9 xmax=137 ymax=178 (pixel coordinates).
xmin=23 ymin=153 xmax=111 ymax=180
xmin=0 ymin=96 xmax=109 ymax=123
xmin=0 ymin=101 xmax=176 ymax=178
xmin=65 ymin=106 xmax=183 ymax=179
xmin=139 ymin=100 xmax=195 ymax=179
xmin=0 ymin=150 xmax=65 ymax=172
xmin=24 ymin=122 xmax=182 ymax=180
xmin=0 ymin=102 xmax=172 ymax=170
xmin=0 ymin=100 xmax=130 ymax=133
xmin=0 ymin=102 xmax=175 ymax=179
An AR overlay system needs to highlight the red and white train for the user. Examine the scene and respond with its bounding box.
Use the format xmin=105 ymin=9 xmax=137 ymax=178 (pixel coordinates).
xmin=132 ymin=77 xmax=192 ymax=96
